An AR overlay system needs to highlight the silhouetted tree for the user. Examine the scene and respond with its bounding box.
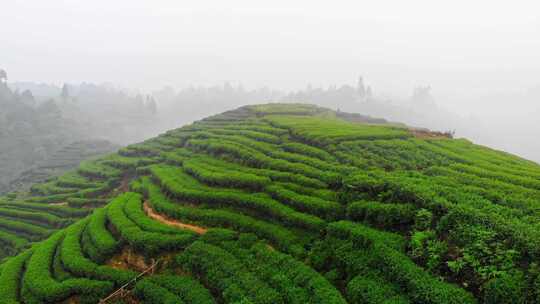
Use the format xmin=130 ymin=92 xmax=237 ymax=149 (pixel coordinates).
xmin=134 ymin=94 xmax=145 ymax=110
xmin=357 ymin=76 xmax=366 ymax=98
xmin=366 ymin=86 xmax=373 ymax=99
xmin=146 ymin=96 xmax=157 ymax=115
xmin=411 ymin=86 xmax=436 ymax=107
xmin=61 ymin=84 xmax=70 ymax=100
xmin=37 ymin=99 xmax=61 ymax=117
xmin=0 ymin=69 xmax=7 ymax=85
xmin=20 ymin=90 xmax=36 ymax=107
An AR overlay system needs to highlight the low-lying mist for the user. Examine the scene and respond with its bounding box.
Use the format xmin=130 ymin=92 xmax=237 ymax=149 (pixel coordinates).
xmin=5 ymin=76 xmax=540 ymax=165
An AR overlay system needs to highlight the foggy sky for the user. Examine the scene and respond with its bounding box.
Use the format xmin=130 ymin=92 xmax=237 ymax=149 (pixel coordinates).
xmin=2 ymin=1 xmax=540 ymax=160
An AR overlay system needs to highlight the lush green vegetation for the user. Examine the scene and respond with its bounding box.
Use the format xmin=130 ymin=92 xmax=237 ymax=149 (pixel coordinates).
xmin=1 ymin=103 xmax=540 ymax=303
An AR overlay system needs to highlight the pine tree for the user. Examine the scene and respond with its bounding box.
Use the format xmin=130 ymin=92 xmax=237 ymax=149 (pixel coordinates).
xmin=61 ymin=84 xmax=70 ymax=100
xmin=357 ymin=76 xmax=366 ymax=98
xmin=0 ymin=69 xmax=7 ymax=85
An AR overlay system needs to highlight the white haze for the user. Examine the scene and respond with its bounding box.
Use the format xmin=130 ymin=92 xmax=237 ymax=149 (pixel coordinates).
xmin=1 ymin=0 xmax=540 ymax=162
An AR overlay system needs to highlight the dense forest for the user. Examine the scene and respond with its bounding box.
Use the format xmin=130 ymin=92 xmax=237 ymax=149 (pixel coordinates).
xmin=0 ymin=72 xmax=159 ymax=194
xmin=0 ymin=103 xmax=539 ymax=303
xmin=0 ymin=80 xmax=96 ymax=193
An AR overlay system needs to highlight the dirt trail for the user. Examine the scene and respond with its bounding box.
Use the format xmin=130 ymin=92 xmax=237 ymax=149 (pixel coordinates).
xmin=143 ymin=201 xmax=207 ymax=234
xmin=118 ymin=175 xmax=130 ymax=192
xmin=109 ymin=174 xmax=131 ymax=197
xmin=50 ymin=202 xmax=68 ymax=206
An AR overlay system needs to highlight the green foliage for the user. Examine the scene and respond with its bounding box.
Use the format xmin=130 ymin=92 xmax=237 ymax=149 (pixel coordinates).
xmin=281 ymin=142 xmax=336 ymax=162
xmin=446 ymin=225 xmax=519 ymax=282
xmin=151 ymin=165 xmax=326 ymax=231
xmin=266 ymin=184 xmax=342 ymax=219
xmin=327 ymin=221 xmax=406 ymax=251
xmin=134 ymin=279 xmax=185 ymax=303
xmin=177 ymin=235 xmax=346 ymax=304
xmin=85 ymin=207 xmax=119 ymax=260
xmin=60 ymin=219 xmax=134 ymax=285
xmin=2 ymin=103 xmax=540 ymax=302
xmin=107 ymin=192 xmax=197 ymax=255
xmin=249 ymin=103 xmax=326 ymax=116
xmin=0 ymin=217 xmax=51 ymax=239
xmin=414 ymin=209 xmax=433 ymax=231
xmin=347 ymin=200 xmax=416 ymax=228
xmin=146 ymin=275 xmax=216 ymax=304
xmin=0 ymin=250 xmax=33 ymax=304
xmin=347 ymin=275 xmax=409 ymax=304
xmin=136 ymin=177 xmax=303 ymax=255
xmin=78 ymin=159 xmax=121 ymax=179
xmin=22 ymin=232 xmax=112 ymax=302
xmin=183 ymin=157 xmax=271 ymax=191
xmin=178 ymin=240 xmax=282 ymax=304
xmin=265 ymin=115 xmax=411 ymax=145
xmin=482 ymin=271 xmax=526 ymax=304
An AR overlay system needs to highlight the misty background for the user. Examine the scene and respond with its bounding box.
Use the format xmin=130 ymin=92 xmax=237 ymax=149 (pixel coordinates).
xmin=1 ymin=1 xmax=540 ymax=190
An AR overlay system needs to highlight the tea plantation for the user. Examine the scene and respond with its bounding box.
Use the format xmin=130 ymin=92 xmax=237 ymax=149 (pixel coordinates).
xmin=1 ymin=103 xmax=539 ymax=303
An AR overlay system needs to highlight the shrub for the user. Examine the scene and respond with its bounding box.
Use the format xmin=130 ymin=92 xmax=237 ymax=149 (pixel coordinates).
xmin=151 ymin=165 xmax=326 ymax=231
xmin=22 ymin=232 xmax=112 ymax=302
xmin=372 ymin=242 xmax=476 ymax=304
xmin=281 ymin=142 xmax=336 ymax=162
xmin=0 ymin=229 xmax=28 ymax=250
xmin=138 ymin=177 xmax=303 ymax=255
xmin=60 ymin=219 xmax=135 ymax=285
xmin=483 ymin=271 xmax=526 ymax=304
xmin=183 ymin=157 xmax=271 ymax=191
xmin=327 ymin=221 xmax=405 ymax=251
xmin=107 ymin=192 xmax=196 ymax=255
xmin=246 ymin=243 xmax=348 ymax=304
xmin=347 ymin=275 xmax=408 ymax=304
xmin=134 ymin=279 xmax=185 ymax=303
xmin=347 ymin=201 xmax=416 ymax=228
xmin=86 ymin=207 xmax=119 ymax=260
xmin=266 ymin=184 xmax=342 ymax=220
xmin=414 ymin=209 xmax=433 ymax=231
xmin=0 ymin=217 xmax=51 ymax=239
xmin=0 ymin=249 xmax=33 ymax=304
xmin=0 ymin=207 xmax=66 ymax=228
xmin=122 ymin=194 xmax=189 ymax=234
xmin=148 ymin=275 xmax=216 ymax=304
xmin=177 ymin=241 xmax=282 ymax=304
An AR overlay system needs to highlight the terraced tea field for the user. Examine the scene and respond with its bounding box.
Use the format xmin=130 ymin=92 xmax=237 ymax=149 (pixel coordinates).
xmin=1 ymin=103 xmax=540 ymax=303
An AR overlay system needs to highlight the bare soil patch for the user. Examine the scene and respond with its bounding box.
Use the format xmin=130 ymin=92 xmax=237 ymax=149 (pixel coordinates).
xmin=106 ymin=246 xmax=149 ymax=272
xmin=143 ymin=201 xmax=207 ymax=234
xmin=410 ymin=129 xmax=453 ymax=139
xmin=50 ymin=202 xmax=68 ymax=206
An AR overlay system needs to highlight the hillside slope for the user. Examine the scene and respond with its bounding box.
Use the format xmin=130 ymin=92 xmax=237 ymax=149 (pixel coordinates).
xmin=2 ymin=140 xmax=118 ymax=195
xmin=1 ymin=103 xmax=539 ymax=303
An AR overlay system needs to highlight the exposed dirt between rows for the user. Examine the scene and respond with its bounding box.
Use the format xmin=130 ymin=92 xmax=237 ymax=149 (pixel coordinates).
xmin=115 ymin=294 xmax=141 ymax=304
xmin=106 ymin=246 xmax=149 ymax=273
xmin=50 ymin=202 xmax=68 ymax=206
xmin=118 ymin=175 xmax=131 ymax=192
xmin=61 ymin=296 xmax=79 ymax=304
xmin=143 ymin=201 xmax=207 ymax=234
xmin=410 ymin=129 xmax=453 ymax=139
xmin=108 ymin=174 xmax=132 ymax=198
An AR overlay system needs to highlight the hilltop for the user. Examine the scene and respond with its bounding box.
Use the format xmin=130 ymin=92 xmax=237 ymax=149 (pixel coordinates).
xmin=0 ymin=103 xmax=539 ymax=303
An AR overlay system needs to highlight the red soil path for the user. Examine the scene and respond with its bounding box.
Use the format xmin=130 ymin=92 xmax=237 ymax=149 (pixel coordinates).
xmin=143 ymin=201 xmax=207 ymax=234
